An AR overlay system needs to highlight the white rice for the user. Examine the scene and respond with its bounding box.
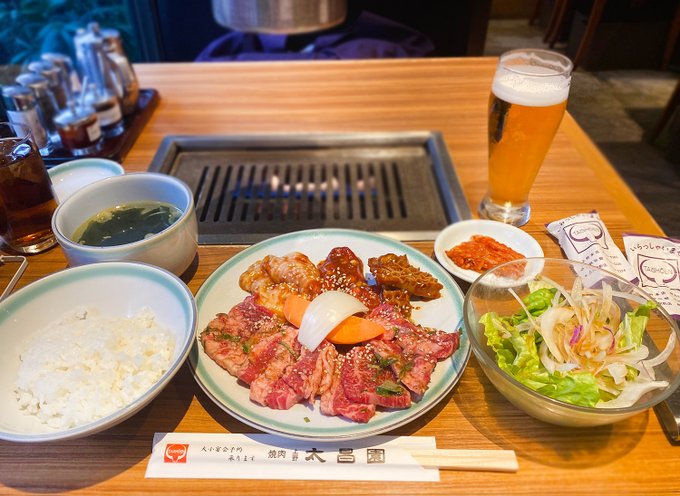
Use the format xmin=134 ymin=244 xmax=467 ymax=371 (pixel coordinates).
xmin=15 ymin=307 xmax=175 ymax=430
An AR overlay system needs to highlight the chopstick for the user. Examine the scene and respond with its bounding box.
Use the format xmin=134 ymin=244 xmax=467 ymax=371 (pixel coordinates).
xmin=407 ymin=449 xmax=518 ymax=472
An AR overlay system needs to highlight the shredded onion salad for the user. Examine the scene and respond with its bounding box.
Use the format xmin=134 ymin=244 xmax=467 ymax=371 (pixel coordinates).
xmin=480 ymin=276 xmax=677 ymax=409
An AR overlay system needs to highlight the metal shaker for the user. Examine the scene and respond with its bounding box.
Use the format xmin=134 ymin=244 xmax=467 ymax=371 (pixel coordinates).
xmin=41 ymin=53 xmax=82 ymax=97
xmin=100 ymin=26 xmax=140 ymax=115
xmin=15 ymin=73 xmax=61 ymax=145
xmin=74 ymin=28 xmax=124 ymax=101
xmin=27 ymin=61 xmax=69 ymax=110
xmin=75 ymin=23 xmax=139 ymax=116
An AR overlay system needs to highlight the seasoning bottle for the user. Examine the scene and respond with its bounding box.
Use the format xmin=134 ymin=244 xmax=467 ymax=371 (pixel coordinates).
xmin=1 ymin=85 xmax=52 ymax=155
xmin=81 ymin=84 xmax=124 ymax=138
xmin=99 ymin=26 xmax=140 ymax=115
xmin=53 ymin=104 xmax=102 ymax=157
xmin=41 ymin=53 xmax=82 ymax=99
xmin=27 ymin=61 xmax=69 ymax=110
xmin=16 ymin=73 xmax=61 ymax=146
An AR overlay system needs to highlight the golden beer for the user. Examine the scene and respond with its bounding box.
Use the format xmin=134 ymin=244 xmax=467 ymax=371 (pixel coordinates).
xmin=479 ymin=49 xmax=572 ymax=226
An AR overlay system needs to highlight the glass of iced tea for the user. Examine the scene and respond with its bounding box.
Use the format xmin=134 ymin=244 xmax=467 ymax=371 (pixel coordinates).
xmin=478 ymin=49 xmax=572 ymax=226
xmin=0 ymin=122 xmax=57 ymax=253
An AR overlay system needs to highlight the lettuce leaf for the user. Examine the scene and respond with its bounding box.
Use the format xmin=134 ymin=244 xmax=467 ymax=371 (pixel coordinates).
xmin=510 ymin=288 xmax=557 ymax=325
xmin=481 ymin=308 xmax=601 ymax=408
xmin=533 ymin=371 xmax=600 ymax=407
xmin=618 ymin=301 xmax=657 ymax=350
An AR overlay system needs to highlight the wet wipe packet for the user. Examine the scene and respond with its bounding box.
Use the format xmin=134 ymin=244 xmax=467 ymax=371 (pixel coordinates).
xmin=623 ymin=233 xmax=680 ymax=319
xmin=546 ymin=212 xmax=638 ymax=284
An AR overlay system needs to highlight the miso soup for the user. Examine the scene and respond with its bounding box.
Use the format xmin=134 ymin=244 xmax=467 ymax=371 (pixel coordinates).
xmin=73 ymin=201 xmax=182 ymax=247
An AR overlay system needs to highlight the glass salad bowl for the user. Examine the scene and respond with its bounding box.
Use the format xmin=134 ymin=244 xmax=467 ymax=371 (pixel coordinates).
xmin=463 ymin=258 xmax=680 ymax=427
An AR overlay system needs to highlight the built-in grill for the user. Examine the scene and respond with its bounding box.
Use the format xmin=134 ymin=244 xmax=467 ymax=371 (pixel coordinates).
xmin=148 ymin=132 xmax=471 ymax=244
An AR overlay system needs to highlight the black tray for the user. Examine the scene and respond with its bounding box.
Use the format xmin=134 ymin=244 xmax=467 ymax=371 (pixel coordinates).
xmin=148 ymin=131 xmax=471 ymax=244
xmin=43 ymin=88 xmax=159 ymax=167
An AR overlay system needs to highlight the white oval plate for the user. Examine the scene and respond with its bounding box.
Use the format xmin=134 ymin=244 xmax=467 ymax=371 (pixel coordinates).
xmin=190 ymin=228 xmax=470 ymax=442
xmin=48 ymin=158 xmax=124 ymax=203
xmin=434 ymin=219 xmax=544 ymax=283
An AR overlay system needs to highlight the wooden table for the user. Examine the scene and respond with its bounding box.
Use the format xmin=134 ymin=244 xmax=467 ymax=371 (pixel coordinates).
xmin=1 ymin=59 xmax=675 ymax=495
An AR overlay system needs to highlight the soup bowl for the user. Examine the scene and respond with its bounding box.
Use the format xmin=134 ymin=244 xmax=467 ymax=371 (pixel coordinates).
xmin=52 ymin=172 xmax=198 ymax=276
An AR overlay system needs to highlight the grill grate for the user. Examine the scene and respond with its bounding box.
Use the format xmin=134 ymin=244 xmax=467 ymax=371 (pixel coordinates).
xmin=148 ymin=132 xmax=471 ymax=244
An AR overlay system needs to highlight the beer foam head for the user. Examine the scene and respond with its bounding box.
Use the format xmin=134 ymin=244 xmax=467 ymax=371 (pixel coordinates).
xmin=492 ymin=51 xmax=571 ymax=107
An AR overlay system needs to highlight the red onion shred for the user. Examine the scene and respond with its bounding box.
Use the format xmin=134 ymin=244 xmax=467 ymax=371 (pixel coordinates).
xmin=604 ymin=326 xmax=616 ymax=352
xmin=570 ymin=325 xmax=583 ymax=346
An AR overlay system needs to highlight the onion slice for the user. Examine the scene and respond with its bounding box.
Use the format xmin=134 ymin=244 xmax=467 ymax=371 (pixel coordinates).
xmin=296 ymin=291 xmax=368 ymax=351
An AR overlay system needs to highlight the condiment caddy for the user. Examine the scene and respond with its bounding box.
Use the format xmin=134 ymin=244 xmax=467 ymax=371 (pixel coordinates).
xmin=1 ymin=22 xmax=157 ymax=166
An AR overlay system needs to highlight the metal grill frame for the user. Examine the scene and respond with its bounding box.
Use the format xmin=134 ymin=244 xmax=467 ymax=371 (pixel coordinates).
xmin=148 ymin=132 xmax=471 ymax=244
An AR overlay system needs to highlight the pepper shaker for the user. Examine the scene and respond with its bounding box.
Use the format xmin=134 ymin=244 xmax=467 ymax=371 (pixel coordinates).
xmin=27 ymin=61 xmax=69 ymax=110
xmin=41 ymin=53 xmax=82 ymax=100
xmin=1 ymin=85 xmax=52 ymax=156
xmin=16 ymin=73 xmax=61 ymax=146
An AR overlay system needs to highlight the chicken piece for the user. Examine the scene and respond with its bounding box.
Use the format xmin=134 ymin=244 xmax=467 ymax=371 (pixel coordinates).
xmin=368 ymin=253 xmax=442 ymax=299
xmin=261 ymin=253 xmax=323 ymax=299
xmin=239 ymin=253 xmax=323 ymax=316
xmin=239 ymin=259 xmax=297 ymax=317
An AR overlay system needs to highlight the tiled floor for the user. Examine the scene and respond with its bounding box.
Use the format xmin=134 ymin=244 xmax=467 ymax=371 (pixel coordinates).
xmin=485 ymin=19 xmax=680 ymax=237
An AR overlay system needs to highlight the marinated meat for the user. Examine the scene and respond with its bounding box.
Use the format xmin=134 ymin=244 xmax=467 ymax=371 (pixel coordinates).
xmin=370 ymin=340 xmax=435 ymax=396
xmin=262 ymin=379 xmax=300 ymax=410
xmin=262 ymin=253 xmax=323 ymax=298
xmin=203 ymin=248 xmax=461 ymax=424
xmin=249 ymin=328 xmax=300 ymax=407
xmin=236 ymin=332 xmax=283 ymax=384
xmin=318 ymin=247 xmax=381 ymax=309
xmin=381 ymin=288 xmax=412 ymax=317
xmin=368 ymin=253 xmax=443 ymax=299
xmin=341 ymin=345 xmax=412 ymax=409
xmin=239 ymin=253 xmax=323 ymax=316
xmin=238 ymin=259 xmax=297 ymax=317
xmin=320 ymin=355 xmax=376 ymax=423
xmin=367 ymin=304 xmax=459 ymax=360
xmin=366 ymin=303 xmax=458 ymax=395
xmin=282 ymin=341 xmax=331 ymax=401
xmin=200 ymin=296 xmax=280 ymax=377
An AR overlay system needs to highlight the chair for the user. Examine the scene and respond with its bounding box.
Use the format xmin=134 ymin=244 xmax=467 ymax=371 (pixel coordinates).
xmin=534 ymin=0 xmax=678 ymax=70
xmin=650 ymin=78 xmax=680 ymax=143
xmin=571 ymin=0 xmax=679 ymax=70
xmin=542 ymin=0 xmax=575 ymax=48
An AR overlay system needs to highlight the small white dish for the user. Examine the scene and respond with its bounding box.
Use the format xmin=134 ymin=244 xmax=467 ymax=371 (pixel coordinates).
xmin=48 ymin=158 xmax=124 ymax=203
xmin=434 ymin=219 xmax=544 ymax=283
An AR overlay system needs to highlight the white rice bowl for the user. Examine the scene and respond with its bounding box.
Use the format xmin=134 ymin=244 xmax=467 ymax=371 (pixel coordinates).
xmin=0 ymin=262 xmax=197 ymax=442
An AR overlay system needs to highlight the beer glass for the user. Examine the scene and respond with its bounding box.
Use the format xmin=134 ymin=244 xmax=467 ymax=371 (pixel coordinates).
xmin=479 ymin=49 xmax=572 ymax=226
xmin=0 ymin=122 xmax=57 ymax=253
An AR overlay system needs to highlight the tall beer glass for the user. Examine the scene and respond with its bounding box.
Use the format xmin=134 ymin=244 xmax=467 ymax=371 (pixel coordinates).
xmin=479 ymin=49 xmax=572 ymax=226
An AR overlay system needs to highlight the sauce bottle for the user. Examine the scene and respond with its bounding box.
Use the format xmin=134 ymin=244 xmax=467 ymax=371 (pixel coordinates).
xmin=53 ymin=104 xmax=103 ymax=156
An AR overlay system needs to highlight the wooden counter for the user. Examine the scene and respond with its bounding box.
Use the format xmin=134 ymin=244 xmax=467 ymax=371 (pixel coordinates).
xmin=1 ymin=58 xmax=675 ymax=495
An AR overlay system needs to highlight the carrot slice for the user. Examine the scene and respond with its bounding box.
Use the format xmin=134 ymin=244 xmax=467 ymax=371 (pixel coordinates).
xmin=283 ymin=294 xmax=385 ymax=345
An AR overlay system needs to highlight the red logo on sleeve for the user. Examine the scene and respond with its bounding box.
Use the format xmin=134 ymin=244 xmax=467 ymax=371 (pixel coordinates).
xmin=164 ymin=444 xmax=189 ymax=463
